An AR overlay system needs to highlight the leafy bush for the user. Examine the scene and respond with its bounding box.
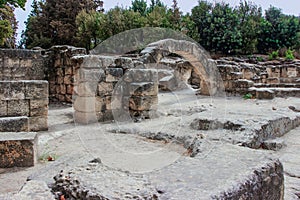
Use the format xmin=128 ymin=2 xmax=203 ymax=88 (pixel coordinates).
xmin=268 ymin=50 xmax=279 ymax=60
xmin=256 ymin=56 xmax=264 ymax=62
xmin=285 ymin=49 xmax=295 ymax=60
xmin=243 ymin=93 xmax=253 ymax=99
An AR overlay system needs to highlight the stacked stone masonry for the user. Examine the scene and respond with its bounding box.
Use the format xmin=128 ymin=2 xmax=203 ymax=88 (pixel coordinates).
xmin=0 ymin=49 xmax=46 ymax=81
xmin=47 ymin=46 xmax=86 ymax=103
xmin=216 ymin=57 xmax=300 ymax=97
xmin=72 ymin=56 xmax=159 ymax=124
xmin=0 ymin=80 xmax=48 ymax=132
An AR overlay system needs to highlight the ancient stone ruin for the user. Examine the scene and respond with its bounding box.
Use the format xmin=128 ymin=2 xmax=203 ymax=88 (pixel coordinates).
xmin=0 ymin=39 xmax=299 ymax=199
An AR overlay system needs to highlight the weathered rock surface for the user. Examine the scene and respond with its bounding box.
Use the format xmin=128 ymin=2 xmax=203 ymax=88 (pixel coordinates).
xmin=0 ymin=132 xmax=37 ymax=168
xmin=50 ymin=144 xmax=283 ymax=200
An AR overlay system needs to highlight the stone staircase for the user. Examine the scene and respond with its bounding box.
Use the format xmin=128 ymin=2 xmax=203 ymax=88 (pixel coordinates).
xmin=216 ymin=57 xmax=300 ymax=98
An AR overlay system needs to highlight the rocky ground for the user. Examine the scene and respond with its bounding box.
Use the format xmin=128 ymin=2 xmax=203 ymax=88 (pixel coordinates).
xmin=0 ymin=88 xmax=299 ymax=199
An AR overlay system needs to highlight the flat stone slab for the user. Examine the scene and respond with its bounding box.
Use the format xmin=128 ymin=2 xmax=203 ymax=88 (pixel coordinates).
xmin=51 ymin=144 xmax=283 ymax=199
xmin=0 ymin=132 xmax=37 ymax=168
xmin=0 ymin=116 xmax=29 ymax=132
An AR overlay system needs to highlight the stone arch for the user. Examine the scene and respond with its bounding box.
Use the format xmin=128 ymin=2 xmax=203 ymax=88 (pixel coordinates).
xmin=140 ymin=39 xmax=224 ymax=96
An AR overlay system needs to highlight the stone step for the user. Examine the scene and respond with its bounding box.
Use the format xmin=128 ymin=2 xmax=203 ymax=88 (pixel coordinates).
xmin=249 ymin=87 xmax=300 ymax=98
xmin=0 ymin=132 xmax=37 ymax=168
xmin=0 ymin=116 xmax=29 ymax=132
xmin=279 ymin=77 xmax=300 ymax=84
xmin=254 ymin=83 xmax=300 ymax=88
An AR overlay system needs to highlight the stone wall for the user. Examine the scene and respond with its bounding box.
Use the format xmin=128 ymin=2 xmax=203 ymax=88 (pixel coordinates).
xmin=0 ymin=49 xmax=46 ymax=81
xmin=216 ymin=57 xmax=300 ymax=97
xmin=72 ymin=56 xmax=158 ymax=124
xmin=47 ymin=46 xmax=86 ymax=103
xmin=0 ymin=80 xmax=48 ymax=131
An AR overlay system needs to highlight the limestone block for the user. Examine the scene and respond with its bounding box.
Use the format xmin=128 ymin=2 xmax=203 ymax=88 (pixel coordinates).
xmin=0 ymin=132 xmax=37 ymax=168
xmin=29 ymin=116 xmax=48 ymax=131
xmin=0 ymin=81 xmax=25 ymax=100
xmin=66 ymin=84 xmax=73 ymax=95
xmin=101 ymin=110 xmax=114 ymax=122
xmin=56 ymin=76 xmax=64 ymax=84
xmin=95 ymin=97 xmax=105 ymax=113
xmin=0 ymin=100 xmax=7 ymax=117
xmin=105 ymin=95 xmax=122 ymax=111
xmin=7 ymin=100 xmax=29 ymax=116
xmin=60 ymin=84 xmax=66 ymax=95
xmin=115 ymin=57 xmax=134 ymax=69
xmin=234 ymin=79 xmax=254 ymax=89
xmin=98 ymin=82 xmax=113 ymax=96
xmin=55 ymin=85 xmax=61 ymax=94
xmin=19 ymin=58 xmax=32 ymax=68
xmin=123 ymin=71 xmax=133 ymax=82
xmin=230 ymin=72 xmax=243 ymax=80
xmin=129 ymin=82 xmax=158 ymax=96
xmin=29 ymin=99 xmax=48 ymax=117
xmin=74 ymin=96 xmax=96 ymax=113
xmin=129 ymin=96 xmax=158 ymax=111
xmin=256 ymin=89 xmax=275 ymax=100
xmin=56 ymin=68 xmax=63 ymax=76
xmin=27 ymin=60 xmax=45 ymax=80
xmin=88 ymin=56 xmax=113 ymax=68
xmin=25 ymin=81 xmax=48 ymax=99
xmin=287 ymin=68 xmax=297 ymax=78
xmin=242 ymin=68 xmax=254 ymax=79
xmin=74 ymin=111 xmax=97 ymax=124
xmin=79 ymin=68 xmax=104 ymax=82
xmin=12 ymin=66 xmax=27 ymax=79
xmin=224 ymin=81 xmax=233 ymax=90
xmin=266 ymin=78 xmax=279 ymax=84
xmin=65 ymin=66 xmax=73 ymax=75
xmin=75 ymin=82 xmax=97 ymax=97
xmin=64 ymin=75 xmax=73 ymax=85
xmin=158 ymin=71 xmax=177 ymax=91
xmin=65 ymin=95 xmax=73 ymax=103
xmin=0 ymin=116 xmax=29 ymax=132
xmin=280 ymin=67 xmax=288 ymax=78
xmin=4 ymin=57 xmax=19 ymax=68
xmin=105 ymin=96 xmax=112 ymax=110
xmin=129 ymin=69 xmax=158 ymax=83
xmin=81 ymin=56 xmax=102 ymax=69
xmin=58 ymin=95 xmax=65 ymax=102
xmin=105 ymin=68 xmax=123 ymax=82
xmin=49 ymin=82 xmax=56 ymax=94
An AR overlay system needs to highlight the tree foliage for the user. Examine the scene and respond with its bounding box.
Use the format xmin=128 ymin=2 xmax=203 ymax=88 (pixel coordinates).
xmin=0 ymin=0 xmax=26 ymax=9
xmin=21 ymin=0 xmax=300 ymax=55
xmin=0 ymin=5 xmax=17 ymax=47
xmin=191 ymin=1 xmax=242 ymax=54
xmin=258 ymin=6 xmax=300 ymax=53
xmin=236 ymin=0 xmax=262 ymax=54
xmin=22 ymin=0 xmax=102 ymax=49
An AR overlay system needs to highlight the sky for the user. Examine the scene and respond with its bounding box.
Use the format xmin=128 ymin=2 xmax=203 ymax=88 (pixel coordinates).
xmin=14 ymin=0 xmax=300 ymax=42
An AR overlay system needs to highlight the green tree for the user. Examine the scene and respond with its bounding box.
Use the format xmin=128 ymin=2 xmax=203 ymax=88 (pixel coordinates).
xmin=258 ymin=6 xmax=300 ymax=53
xmin=170 ymin=0 xmax=180 ymax=28
xmin=236 ymin=0 xmax=262 ymax=54
xmin=191 ymin=1 xmax=242 ymax=54
xmin=76 ymin=9 xmax=105 ymax=50
xmin=146 ymin=6 xmax=172 ymax=28
xmin=0 ymin=5 xmax=17 ymax=47
xmin=148 ymin=0 xmax=165 ymax=13
xmin=130 ymin=0 xmax=147 ymax=16
xmin=22 ymin=0 xmax=101 ymax=48
xmin=181 ymin=13 xmax=198 ymax=41
xmin=0 ymin=0 xmax=26 ymax=9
